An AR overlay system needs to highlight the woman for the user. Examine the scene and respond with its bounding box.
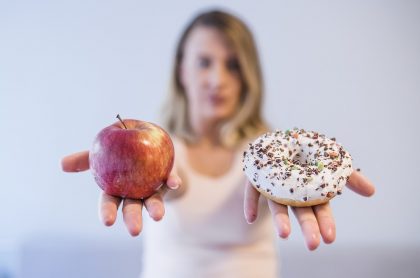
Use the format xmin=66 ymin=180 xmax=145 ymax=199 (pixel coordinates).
xmin=62 ymin=10 xmax=375 ymax=277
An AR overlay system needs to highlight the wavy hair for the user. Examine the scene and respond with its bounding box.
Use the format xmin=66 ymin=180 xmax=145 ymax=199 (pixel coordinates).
xmin=162 ymin=9 xmax=269 ymax=147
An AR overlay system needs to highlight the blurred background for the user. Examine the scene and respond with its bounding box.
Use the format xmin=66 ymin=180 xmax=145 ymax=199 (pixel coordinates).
xmin=1 ymin=0 xmax=419 ymax=277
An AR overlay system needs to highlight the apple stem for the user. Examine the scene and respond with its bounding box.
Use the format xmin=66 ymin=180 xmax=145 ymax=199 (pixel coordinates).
xmin=116 ymin=114 xmax=128 ymax=129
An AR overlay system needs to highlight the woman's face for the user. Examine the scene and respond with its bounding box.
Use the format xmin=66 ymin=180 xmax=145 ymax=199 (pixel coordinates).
xmin=180 ymin=26 xmax=242 ymax=124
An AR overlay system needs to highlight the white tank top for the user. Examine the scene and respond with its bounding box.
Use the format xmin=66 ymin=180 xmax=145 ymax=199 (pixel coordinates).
xmin=140 ymin=138 xmax=279 ymax=278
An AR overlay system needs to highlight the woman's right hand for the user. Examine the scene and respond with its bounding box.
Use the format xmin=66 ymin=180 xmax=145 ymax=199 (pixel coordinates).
xmin=61 ymin=151 xmax=182 ymax=236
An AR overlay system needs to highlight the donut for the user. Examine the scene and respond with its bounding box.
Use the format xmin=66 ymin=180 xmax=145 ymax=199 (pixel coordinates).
xmin=242 ymin=128 xmax=353 ymax=207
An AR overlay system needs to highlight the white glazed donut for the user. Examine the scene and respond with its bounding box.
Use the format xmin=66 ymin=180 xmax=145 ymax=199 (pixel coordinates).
xmin=242 ymin=128 xmax=353 ymax=207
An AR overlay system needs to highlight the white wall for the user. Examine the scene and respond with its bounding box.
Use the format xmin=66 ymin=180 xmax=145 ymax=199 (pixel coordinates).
xmin=1 ymin=0 xmax=419 ymax=277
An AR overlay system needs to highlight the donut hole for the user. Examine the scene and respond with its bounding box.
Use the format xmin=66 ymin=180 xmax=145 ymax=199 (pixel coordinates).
xmin=291 ymin=145 xmax=318 ymax=166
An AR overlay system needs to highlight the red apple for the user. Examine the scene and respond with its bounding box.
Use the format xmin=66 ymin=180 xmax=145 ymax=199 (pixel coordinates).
xmin=89 ymin=116 xmax=174 ymax=199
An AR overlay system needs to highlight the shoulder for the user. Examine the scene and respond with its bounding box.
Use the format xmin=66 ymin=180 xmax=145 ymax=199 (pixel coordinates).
xmin=169 ymin=135 xmax=188 ymax=168
xmin=165 ymin=135 xmax=189 ymax=201
xmin=170 ymin=135 xmax=186 ymax=153
xmin=236 ymin=131 xmax=266 ymax=152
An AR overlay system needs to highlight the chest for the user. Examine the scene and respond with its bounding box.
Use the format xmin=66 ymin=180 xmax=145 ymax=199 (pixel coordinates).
xmin=186 ymin=147 xmax=236 ymax=178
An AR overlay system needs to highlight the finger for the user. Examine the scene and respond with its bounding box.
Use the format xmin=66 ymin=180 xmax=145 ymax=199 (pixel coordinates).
xmin=313 ymin=202 xmax=336 ymax=244
xmin=244 ymin=181 xmax=260 ymax=224
xmin=99 ymin=192 xmax=122 ymax=226
xmin=292 ymin=207 xmax=321 ymax=251
xmin=267 ymin=200 xmax=290 ymax=239
xmin=166 ymin=167 xmax=182 ymax=190
xmin=346 ymin=171 xmax=375 ymax=197
xmin=144 ymin=192 xmax=165 ymax=221
xmin=122 ymin=198 xmax=143 ymax=237
xmin=61 ymin=151 xmax=90 ymax=172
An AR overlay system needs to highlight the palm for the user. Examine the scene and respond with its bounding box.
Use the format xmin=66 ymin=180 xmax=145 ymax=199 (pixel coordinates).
xmin=61 ymin=151 xmax=181 ymax=236
xmin=244 ymin=170 xmax=375 ymax=250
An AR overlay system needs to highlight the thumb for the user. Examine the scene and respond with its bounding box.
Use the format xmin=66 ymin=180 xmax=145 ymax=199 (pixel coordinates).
xmin=61 ymin=151 xmax=90 ymax=172
xmin=165 ymin=165 xmax=182 ymax=190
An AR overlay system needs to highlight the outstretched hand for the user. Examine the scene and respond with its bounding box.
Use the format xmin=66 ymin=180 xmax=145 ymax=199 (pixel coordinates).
xmin=61 ymin=151 xmax=182 ymax=236
xmin=244 ymin=170 xmax=375 ymax=250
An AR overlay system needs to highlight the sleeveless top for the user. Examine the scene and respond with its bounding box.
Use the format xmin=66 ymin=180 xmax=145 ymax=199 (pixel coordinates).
xmin=140 ymin=137 xmax=279 ymax=278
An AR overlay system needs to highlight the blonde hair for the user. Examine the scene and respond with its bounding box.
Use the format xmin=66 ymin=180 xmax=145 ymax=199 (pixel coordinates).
xmin=162 ymin=10 xmax=269 ymax=147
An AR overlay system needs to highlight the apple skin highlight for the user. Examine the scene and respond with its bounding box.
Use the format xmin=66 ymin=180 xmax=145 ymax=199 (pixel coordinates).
xmin=89 ymin=119 xmax=175 ymax=199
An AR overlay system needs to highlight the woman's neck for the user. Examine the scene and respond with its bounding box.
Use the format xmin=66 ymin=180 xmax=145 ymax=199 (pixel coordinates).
xmin=190 ymin=117 xmax=223 ymax=147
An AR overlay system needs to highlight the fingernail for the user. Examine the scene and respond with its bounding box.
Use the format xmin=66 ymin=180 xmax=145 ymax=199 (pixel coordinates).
xmin=167 ymin=179 xmax=179 ymax=189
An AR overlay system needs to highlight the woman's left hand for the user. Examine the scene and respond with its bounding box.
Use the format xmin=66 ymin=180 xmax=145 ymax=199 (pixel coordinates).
xmin=244 ymin=170 xmax=375 ymax=250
